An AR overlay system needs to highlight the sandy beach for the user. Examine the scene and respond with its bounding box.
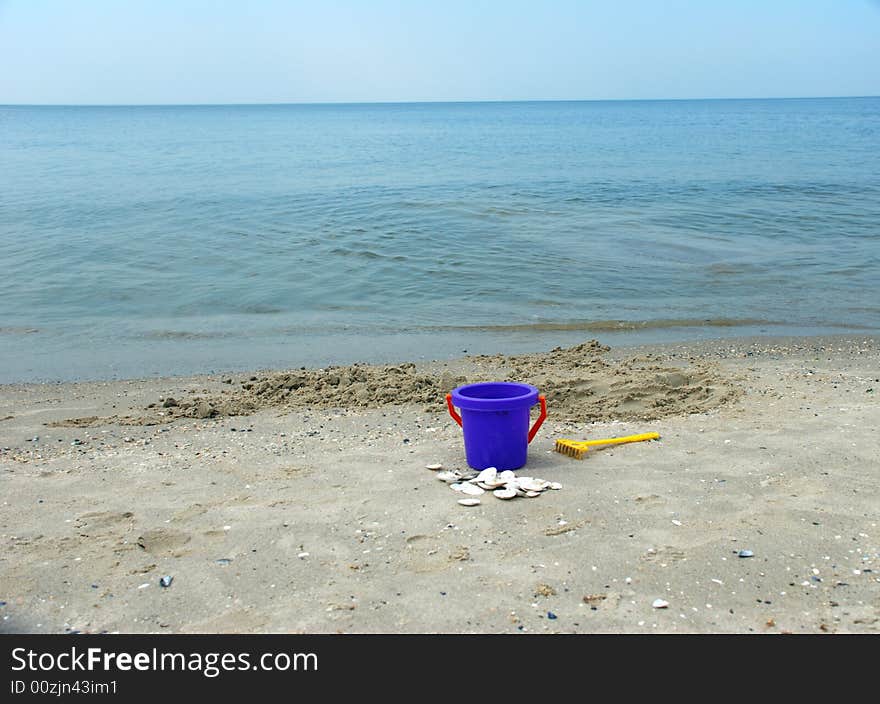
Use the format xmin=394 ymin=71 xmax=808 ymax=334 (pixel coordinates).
xmin=1 ymin=335 xmax=878 ymax=634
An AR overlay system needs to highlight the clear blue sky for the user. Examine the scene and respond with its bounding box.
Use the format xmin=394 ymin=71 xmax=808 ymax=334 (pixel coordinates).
xmin=1 ymin=0 xmax=878 ymax=104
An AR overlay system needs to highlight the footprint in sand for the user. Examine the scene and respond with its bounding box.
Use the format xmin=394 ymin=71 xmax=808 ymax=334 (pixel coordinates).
xmin=74 ymin=511 xmax=136 ymax=536
xmin=641 ymin=545 xmax=686 ymax=562
xmin=136 ymin=528 xmax=192 ymax=557
xmin=633 ymin=494 xmax=663 ymax=505
xmin=170 ymin=504 xmax=209 ymax=523
xmin=400 ymin=535 xmax=470 ymax=574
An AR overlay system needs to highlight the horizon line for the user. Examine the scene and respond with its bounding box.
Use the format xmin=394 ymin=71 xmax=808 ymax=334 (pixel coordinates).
xmin=1 ymin=94 xmax=878 ymax=108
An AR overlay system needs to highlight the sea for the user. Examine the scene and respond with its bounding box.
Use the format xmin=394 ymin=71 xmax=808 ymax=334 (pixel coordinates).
xmin=1 ymin=98 xmax=878 ymax=382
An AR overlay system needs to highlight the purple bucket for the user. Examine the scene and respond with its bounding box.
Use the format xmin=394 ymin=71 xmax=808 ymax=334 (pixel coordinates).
xmin=446 ymin=382 xmax=547 ymax=470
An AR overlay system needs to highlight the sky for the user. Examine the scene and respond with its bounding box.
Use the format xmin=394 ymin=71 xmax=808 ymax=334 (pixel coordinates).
xmin=0 ymin=0 xmax=878 ymax=104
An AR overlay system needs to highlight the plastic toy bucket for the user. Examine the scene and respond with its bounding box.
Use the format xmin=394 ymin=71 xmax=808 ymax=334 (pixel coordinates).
xmin=446 ymin=382 xmax=547 ymax=470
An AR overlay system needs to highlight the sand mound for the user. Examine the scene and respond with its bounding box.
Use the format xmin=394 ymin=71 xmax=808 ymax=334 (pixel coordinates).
xmin=500 ymin=341 xmax=739 ymax=421
xmin=50 ymin=340 xmax=739 ymax=427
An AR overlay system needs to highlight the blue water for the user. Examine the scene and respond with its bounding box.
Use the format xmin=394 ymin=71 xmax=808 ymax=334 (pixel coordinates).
xmin=1 ymin=98 xmax=879 ymax=382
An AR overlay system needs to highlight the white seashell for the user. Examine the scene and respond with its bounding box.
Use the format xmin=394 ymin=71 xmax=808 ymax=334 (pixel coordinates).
xmin=497 ymin=470 xmax=516 ymax=483
xmin=525 ymin=490 xmax=541 ymax=498
xmin=450 ymin=483 xmax=465 ymax=492
xmin=459 ymin=483 xmax=485 ymax=496
xmin=493 ymin=487 xmax=517 ymax=500
xmin=652 ymin=599 xmax=669 ymax=609
xmin=436 ymin=471 xmax=460 ymax=482
xmin=549 ymin=482 xmax=562 ymax=490
xmin=425 ymin=463 xmax=443 ymax=471
xmin=476 ymin=482 xmax=494 ymax=490
xmin=457 ymin=498 xmax=481 ymax=507
xmin=475 ymin=467 xmax=497 ymax=485
xmin=518 ymin=478 xmax=547 ymax=492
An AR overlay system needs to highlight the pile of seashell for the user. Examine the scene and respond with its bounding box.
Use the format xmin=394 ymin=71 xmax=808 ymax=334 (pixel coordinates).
xmin=427 ymin=464 xmax=561 ymax=506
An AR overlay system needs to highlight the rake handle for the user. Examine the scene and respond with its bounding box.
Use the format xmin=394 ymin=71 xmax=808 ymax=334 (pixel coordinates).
xmin=558 ymin=432 xmax=660 ymax=449
xmin=578 ymin=432 xmax=660 ymax=448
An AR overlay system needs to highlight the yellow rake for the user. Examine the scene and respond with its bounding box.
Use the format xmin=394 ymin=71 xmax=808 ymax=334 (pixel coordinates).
xmin=554 ymin=432 xmax=660 ymax=460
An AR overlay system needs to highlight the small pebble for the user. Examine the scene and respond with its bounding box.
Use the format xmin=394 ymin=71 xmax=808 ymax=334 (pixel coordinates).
xmin=547 ymin=611 xmax=557 ymax=620
xmin=159 ymin=576 xmax=173 ymax=588
xmin=652 ymin=599 xmax=669 ymax=609
xmin=738 ymin=550 xmax=754 ymax=558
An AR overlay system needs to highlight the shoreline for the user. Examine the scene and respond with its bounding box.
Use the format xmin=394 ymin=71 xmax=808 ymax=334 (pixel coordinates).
xmin=2 ymin=332 xmax=878 ymax=390
xmin=1 ymin=333 xmax=878 ymax=634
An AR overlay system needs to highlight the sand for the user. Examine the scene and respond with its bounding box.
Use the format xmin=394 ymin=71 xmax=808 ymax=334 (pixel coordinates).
xmin=45 ymin=340 xmax=738 ymax=426
xmin=0 ymin=335 xmax=878 ymax=633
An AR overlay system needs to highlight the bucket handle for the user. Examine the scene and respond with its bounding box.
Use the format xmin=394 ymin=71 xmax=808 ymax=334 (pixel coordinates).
xmin=446 ymin=393 xmax=547 ymax=444
xmin=446 ymin=393 xmax=462 ymax=427
xmin=528 ymin=395 xmax=547 ymax=443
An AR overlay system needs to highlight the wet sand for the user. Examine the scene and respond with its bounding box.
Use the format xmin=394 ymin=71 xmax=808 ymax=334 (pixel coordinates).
xmin=0 ymin=335 xmax=878 ymax=633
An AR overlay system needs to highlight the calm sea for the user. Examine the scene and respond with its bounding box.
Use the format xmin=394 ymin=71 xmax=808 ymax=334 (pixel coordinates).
xmin=1 ymin=98 xmax=879 ymax=382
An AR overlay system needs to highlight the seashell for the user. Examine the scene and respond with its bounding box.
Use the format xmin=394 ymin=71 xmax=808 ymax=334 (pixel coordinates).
xmin=475 ymin=467 xmax=497 ymax=485
xmin=476 ymin=482 xmax=494 ymax=490
xmin=483 ymin=471 xmax=512 ymax=488
xmin=493 ymin=487 xmax=517 ymax=500
xmin=458 ymin=483 xmax=485 ymax=496
xmin=524 ymin=491 xmax=541 ymax=498
xmin=518 ymin=478 xmax=547 ymax=492
xmin=549 ymin=482 xmax=562 ymax=490
xmin=436 ymin=471 xmax=460 ymax=482
xmin=425 ymin=463 xmax=443 ymax=471
xmin=738 ymin=549 xmax=754 ymax=558
xmin=457 ymin=498 xmax=481 ymax=507
xmin=652 ymin=598 xmax=669 ymax=609
xmin=450 ymin=482 xmax=465 ymax=492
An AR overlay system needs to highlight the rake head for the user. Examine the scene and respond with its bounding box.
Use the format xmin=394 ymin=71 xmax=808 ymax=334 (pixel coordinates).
xmin=554 ymin=439 xmax=590 ymax=460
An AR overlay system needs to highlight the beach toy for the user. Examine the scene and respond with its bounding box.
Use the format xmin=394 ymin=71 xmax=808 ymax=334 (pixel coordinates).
xmin=446 ymin=382 xmax=547 ymax=471
xmin=554 ymin=432 xmax=660 ymax=460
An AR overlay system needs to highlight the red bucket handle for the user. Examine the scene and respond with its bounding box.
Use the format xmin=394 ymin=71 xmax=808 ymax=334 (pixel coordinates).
xmin=446 ymin=393 xmax=462 ymax=427
xmin=446 ymin=392 xmax=547 ymax=444
xmin=528 ymin=394 xmax=547 ymax=443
